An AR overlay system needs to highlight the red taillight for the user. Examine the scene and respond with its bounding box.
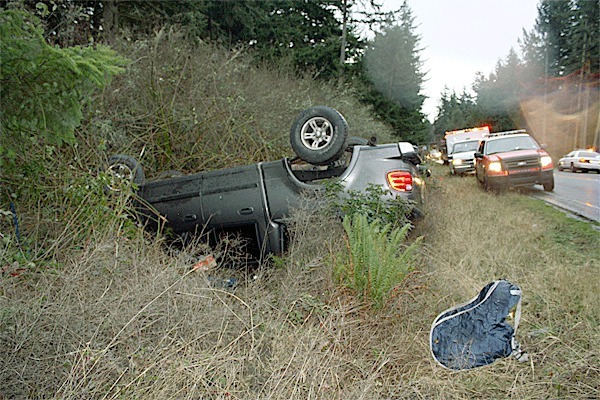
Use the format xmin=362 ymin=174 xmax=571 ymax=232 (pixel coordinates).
xmin=387 ymin=170 xmax=413 ymax=192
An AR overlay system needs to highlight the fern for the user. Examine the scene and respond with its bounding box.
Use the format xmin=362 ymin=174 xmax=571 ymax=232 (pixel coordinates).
xmin=338 ymin=213 xmax=419 ymax=308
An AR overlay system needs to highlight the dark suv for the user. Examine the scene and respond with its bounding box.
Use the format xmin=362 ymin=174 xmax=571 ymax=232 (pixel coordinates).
xmin=474 ymin=130 xmax=554 ymax=192
xmin=106 ymin=106 xmax=428 ymax=261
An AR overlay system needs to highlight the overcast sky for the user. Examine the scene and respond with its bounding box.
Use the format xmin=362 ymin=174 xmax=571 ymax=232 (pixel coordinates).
xmin=380 ymin=0 xmax=541 ymax=122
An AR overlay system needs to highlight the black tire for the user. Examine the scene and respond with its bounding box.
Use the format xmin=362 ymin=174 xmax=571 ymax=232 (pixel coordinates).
xmin=483 ymin=178 xmax=495 ymax=193
xmin=483 ymin=176 xmax=500 ymax=193
xmin=105 ymin=154 xmax=145 ymax=192
xmin=483 ymin=176 xmax=491 ymax=191
xmin=476 ymin=174 xmax=484 ymax=188
xmin=543 ymin=178 xmax=555 ymax=192
xmin=290 ymin=106 xmax=349 ymax=165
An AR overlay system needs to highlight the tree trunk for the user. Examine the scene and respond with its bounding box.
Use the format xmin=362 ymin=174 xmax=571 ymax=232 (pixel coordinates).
xmin=102 ymin=0 xmax=119 ymax=44
xmin=339 ymin=0 xmax=348 ymax=75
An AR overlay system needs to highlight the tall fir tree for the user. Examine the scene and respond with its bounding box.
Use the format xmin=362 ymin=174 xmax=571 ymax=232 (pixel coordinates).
xmin=472 ymin=49 xmax=527 ymax=132
xmin=521 ymin=0 xmax=598 ymax=78
xmin=362 ymin=0 xmax=428 ymax=142
xmin=364 ymin=0 xmax=425 ymax=110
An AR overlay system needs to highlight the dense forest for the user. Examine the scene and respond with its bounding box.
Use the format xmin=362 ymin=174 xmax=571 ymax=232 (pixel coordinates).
xmin=2 ymin=0 xmax=598 ymax=150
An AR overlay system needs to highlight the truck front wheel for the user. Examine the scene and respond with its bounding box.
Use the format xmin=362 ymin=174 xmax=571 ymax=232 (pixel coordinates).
xmin=483 ymin=177 xmax=501 ymax=193
xmin=105 ymin=154 xmax=145 ymax=192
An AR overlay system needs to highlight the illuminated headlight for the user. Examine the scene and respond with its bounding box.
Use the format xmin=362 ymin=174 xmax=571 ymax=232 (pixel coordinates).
xmin=488 ymin=161 xmax=503 ymax=173
xmin=452 ymin=158 xmax=463 ymax=166
xmin=541 ymin=156 xmax=553 ymax=168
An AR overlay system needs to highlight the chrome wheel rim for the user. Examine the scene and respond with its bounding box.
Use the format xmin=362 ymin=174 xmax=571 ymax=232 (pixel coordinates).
xmin=300 ymin=117 xmax=334 ymax=150
xmin=106 ymin=163 xmax=134 ymax=191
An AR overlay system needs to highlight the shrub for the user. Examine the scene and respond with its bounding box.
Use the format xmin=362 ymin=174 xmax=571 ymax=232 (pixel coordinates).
xmin=0 ymin=9 xmax=131 ymax=265
xmin=325 ymin=181 xmax=414 ymax=229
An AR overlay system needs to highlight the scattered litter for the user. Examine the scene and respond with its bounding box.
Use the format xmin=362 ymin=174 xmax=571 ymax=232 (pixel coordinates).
xmin=190 ymin=255 xmax=237 ymax=289
xmin=192 ymin=254 xmax=216 ymax=272
xmin=208 ymin=277 xmax=238 ymax=289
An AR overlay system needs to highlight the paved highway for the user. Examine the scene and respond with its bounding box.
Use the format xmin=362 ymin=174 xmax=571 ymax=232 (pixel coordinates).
xmin=528 ymin=170 xmax=600 ymax=223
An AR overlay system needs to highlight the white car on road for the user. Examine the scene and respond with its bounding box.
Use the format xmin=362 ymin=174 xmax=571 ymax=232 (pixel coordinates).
xmin=558 ymin=150 xmax=600 ymax=173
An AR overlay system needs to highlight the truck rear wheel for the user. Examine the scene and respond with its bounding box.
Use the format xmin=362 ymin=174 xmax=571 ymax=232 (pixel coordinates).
xmin=290 ymin=106 xmax=349 ymax=165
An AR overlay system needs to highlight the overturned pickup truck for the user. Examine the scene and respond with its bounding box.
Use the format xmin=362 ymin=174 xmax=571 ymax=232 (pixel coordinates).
xmin=106 ymin=106 xmax=428 ymax=260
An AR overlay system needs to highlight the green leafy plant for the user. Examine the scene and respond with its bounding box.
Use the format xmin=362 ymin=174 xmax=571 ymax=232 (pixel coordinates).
xmin=0 ymin=9 xmax=128 ymax=158
xmin=0 ymin=9 xmax=132 ymax=263
xmin=325 ymin=181 xmax=414 ymax=229
xmin=334 ymin=213 xmax=420 ymax=309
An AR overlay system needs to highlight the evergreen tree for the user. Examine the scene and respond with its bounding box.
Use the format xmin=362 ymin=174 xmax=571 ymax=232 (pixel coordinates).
xmin=568 ymin=0 xmax=599 ymax=75
xmin=521 ymin=0 xmax=598 ymax=78
xmin=0 ymin=9 xmax=127 ymax=151
xmin=517 ymin=0 xmax=598 ymax=150
xmin=472 ymin=50 xmax=527 ymax=132
xmin=337 ymin=0 xmax=395 ymax=68
xmin=433 ymin=88 xmax=482 ymax=135
xmin=536 ymin=0 xmax=573 ymax=76
xmin=250 ymin=0 xmax=353 ymax=79
xmin=362 ymin=0 xmax=428 ymax=142
xmin=364 ymin=1 xmax=424 ymax=110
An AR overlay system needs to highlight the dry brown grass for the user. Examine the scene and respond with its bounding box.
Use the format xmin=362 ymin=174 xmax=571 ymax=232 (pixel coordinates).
xmin=412 ymin=165 xmax=599 ymax=399
xmin=2 ymin=164 xmax=598 ymax=399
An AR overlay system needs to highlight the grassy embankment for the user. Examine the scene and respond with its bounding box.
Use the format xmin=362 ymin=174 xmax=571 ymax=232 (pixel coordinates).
xmin=1 ymin=32 xmax=598 ymax=399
